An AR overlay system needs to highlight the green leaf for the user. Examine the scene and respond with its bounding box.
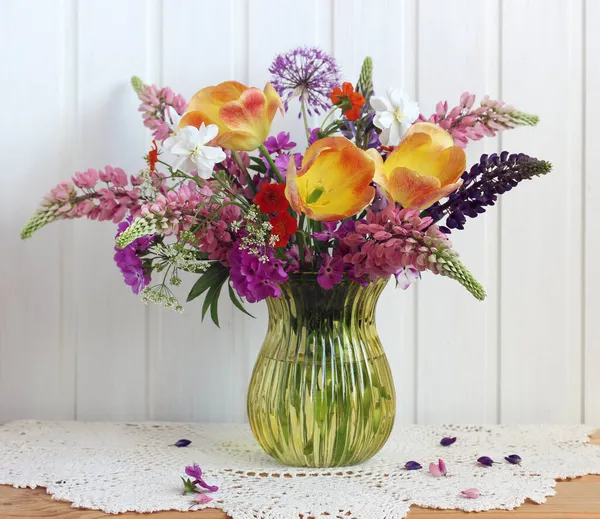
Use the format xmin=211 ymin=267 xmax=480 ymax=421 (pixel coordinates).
xmin=187 ymin=262 xmax=228 ymax=302
xmin=228 ymin=284 xmax=255 ymax=318
xmin=201 ymin=275 xmax=228 ymax=327
xmin=248 ymin=164 xmax=266 ymax=173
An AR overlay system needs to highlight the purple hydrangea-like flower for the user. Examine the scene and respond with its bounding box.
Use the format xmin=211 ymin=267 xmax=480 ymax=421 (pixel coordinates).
xmin=229 ymin=243 xmax=288 ymax=303
xmin=114 ymin=217 xmax=153 ymax=294
xmin=269 ymin=47 xmax=341 ymax=115
xmin=264 ymin=132 xmax=296 ymax=155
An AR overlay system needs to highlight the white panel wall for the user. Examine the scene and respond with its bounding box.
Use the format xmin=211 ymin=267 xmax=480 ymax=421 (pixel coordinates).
xmin=0 ymin=0 xmax=593 ymax=425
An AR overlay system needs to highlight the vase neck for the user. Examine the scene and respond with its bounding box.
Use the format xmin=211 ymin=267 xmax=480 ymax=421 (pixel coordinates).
xmin=263 ymin=276 xmax=388 ymax=363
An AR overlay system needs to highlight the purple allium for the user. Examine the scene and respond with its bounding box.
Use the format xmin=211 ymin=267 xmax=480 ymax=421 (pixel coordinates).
xmin=317 ymin=253 xmax=344 ymax=290
xmin=114 ymin=217 xmax=153 ymax=294
xmin=404 ymin=461 xmax=422 ymax=470
xmin=229 ymin=243 xmax=288 ymax=303
xmin=424 ymin=152 xmax=551 ymax=233
xmin=264 ymin=131 xmax=296 ymax=155
xmin=184 ymin=463 xmax=219 ymax=493
xmin=269 ymin=47 xmax=341 ymax=115
xmin=440 ymin=436 xmax=457 ymax=447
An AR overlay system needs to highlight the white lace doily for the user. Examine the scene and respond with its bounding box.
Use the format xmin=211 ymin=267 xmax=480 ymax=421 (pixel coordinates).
xmin=1 ymin=421 xmax=599 ymax=518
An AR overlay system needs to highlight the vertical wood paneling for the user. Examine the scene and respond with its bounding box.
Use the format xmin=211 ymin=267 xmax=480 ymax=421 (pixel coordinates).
xmin=149 ymin=0 xmax=239 ymax=422
xmin=584 ymin=0 xmax=599 ymax=424
xmin=333 ymin=0 xmax=419 ymax=424
xmin=500 ymin=0 xmax=583 ymax=423
xmin=73 ymin=0 xmax=151 ymax=420
xmin=0 ymin=0 xmax=75 ymax=421
xmin=416 ymin=0 xmax=500 ymax=424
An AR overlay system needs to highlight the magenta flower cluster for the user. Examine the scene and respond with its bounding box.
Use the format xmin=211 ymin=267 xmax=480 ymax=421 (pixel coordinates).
xmin=137 ymin=84 xmax=187 ymax=141
xmin=340 ymin=206 xmax=449 ymax=279
xmin=137 ymin=182 xmax=241 ymax=265
xmin=229 ymin=243 xmax=288 ymax=303
xmin=114 ymin=217 xmax=153 ymax=294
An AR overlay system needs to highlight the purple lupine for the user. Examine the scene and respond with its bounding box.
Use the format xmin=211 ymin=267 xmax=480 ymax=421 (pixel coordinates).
xmin=424 ymin=152 xmax=551 ymax=233
xmin=114 ymin=217 xmax=154 ymax=294
xmin=269 ymin=47 xmax=341 ymax=115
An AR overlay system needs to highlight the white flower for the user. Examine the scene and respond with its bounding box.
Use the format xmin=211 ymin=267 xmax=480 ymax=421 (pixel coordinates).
xmin=162 ymin=107 xmax=182 ymax=152
xmin=395 ymin=267 xmax=420 ymax=290
xmin=168 ymin=124 xmax=226 ymax=178
xmin=370 ymin=88 xmax=419 ymax=146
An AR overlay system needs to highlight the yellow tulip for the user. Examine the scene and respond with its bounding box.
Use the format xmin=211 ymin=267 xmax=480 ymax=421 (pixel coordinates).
xmin=285 ymin=137 xmax=376 ymax=222
xmin=373 ymin=122 xmax=466 ymax=210
xmin=179 ymin=81 xmax=283 ymax=152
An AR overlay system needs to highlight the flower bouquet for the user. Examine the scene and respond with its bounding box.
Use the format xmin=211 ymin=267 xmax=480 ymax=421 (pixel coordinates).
xmin=22 ymin=47 xmax=550 ymax=467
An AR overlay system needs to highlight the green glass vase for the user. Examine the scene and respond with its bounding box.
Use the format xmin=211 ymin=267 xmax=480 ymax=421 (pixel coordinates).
xmin=247 ymin=274 xmax=396 ymax=467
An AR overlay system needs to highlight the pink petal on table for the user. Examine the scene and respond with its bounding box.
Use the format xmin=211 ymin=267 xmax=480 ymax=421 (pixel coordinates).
xmin=438 ymin=458 xmax=447 ymax=476
xmin=461 ymin=488 xmax=480 ymax=499
xmin=429 ymin=462 xmax=442 ymax=477
xmin=194 ymin=494 xmax=213 ymax=504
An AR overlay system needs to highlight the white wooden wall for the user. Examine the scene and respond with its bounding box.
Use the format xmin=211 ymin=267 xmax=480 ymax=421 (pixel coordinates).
xmin=0 ymin=0 xmax=596 ymax=425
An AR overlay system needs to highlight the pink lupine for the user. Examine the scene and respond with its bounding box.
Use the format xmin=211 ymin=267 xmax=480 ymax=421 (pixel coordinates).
xmin=338 ymin=205 xmax=486 ymax=300
xmin=136 ymin=80 xmax=187 ymax=141
xmin=418 ymin=92 xmax=539 ymax=149
xmin=21 ymin=166 xmax=147 ymax=239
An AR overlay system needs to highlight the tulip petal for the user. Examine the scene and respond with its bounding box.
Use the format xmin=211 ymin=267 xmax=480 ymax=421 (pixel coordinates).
xmin=219 ymin=88 xmax=267 ymax=131
xmin=264 ymin=82 xmax=284 ymax=121
xmin=302 ymin=136 xmax=354 ymax=166
xmin=433 ymin=146 xmax=467 ymax=185
xmin=405 ymin=121 xmax=455 ymax=149
xmin=214 ymin=130 xmax=263 ymax=153
xmin=209 ymin=81 xmax=247 ymax=104
xmin=285 ymin=159 xmax=304 ymax=214
xmin=179 ymin=110 xmax=219 ymax=131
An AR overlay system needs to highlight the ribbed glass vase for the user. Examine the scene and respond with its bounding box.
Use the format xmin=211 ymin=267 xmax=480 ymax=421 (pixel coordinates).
xmin=247 ymin=274 xmax=396 ymax=467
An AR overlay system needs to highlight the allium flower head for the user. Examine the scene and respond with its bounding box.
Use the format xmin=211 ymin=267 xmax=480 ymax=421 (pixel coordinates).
xmin=269 ymin=47 xmax=341 ymax=115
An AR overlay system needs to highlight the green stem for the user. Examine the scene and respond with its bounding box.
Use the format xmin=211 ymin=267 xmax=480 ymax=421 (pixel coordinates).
xmin=300 ymin=96 xmax=311 ymax=141
xmin=319 ymin=107 xmax=340 ymax=133
xmin=231 ymin=150 xmax=257 ymax=196
xmin=297 ymin=214 xmax=307 ymax=269
xmin=258 ymin=144 xmax=285 ymax=183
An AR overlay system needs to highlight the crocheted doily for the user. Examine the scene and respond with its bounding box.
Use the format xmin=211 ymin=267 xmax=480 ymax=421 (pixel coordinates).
xmin=1 ymin=421 xmax=599 ymax=518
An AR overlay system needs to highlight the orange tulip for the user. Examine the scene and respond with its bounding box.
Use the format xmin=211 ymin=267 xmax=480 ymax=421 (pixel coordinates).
xmin=179 ymin=81 xmax=283 ymax=152
xmin=285 ymin=137 xmax=376 ymax=221
xmin=373 ymin=122 xmax=466 ymax=210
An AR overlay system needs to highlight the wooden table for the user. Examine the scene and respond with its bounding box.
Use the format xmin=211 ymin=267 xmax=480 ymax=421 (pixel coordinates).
xmin=1 ymin=431 xmax=599 ymax=518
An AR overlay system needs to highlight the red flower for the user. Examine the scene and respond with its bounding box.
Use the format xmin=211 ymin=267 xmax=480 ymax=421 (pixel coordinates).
xmin=269 ymin=212 xmax=298 ymax=248
xmin=253 ymin=183 xmax=289 ymax=214
xmin=330 ymin=82 xmax=365 ymax=121
xmin=147 ymin=140 xmax=159 ymax=172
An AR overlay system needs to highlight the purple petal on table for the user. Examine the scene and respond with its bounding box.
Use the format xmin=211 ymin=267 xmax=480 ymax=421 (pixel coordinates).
xmin=404 ymin=461 xmax=422 ymax=470
xmin=505 ymin=454 xmax=522 ymax=464
xmin=477 ymin=456 xmax=495 ymax=467
xmin=440 ymin=436 xmax=457 ymax=446
xmin=174 ymin=439 xmax=192 ymax=447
